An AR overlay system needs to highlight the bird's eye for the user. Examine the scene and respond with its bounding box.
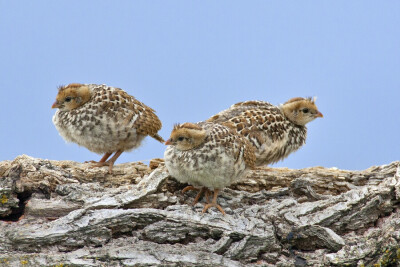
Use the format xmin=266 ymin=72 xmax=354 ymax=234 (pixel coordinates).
xmin=177 ymin=137 xmax=184 ymax=142
xmin=302 ymin=108 xmax=309 ymax=113
xmin=65 ymin=96 xmax=73 ymax=102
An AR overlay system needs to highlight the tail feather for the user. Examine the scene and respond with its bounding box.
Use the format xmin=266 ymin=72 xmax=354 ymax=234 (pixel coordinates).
xmin=152 ymin=133 xmax=165 ymax=143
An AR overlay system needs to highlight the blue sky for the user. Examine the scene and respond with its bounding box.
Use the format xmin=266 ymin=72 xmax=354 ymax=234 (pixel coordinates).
xmin=1 ymin=1 xmax=399 ymax=170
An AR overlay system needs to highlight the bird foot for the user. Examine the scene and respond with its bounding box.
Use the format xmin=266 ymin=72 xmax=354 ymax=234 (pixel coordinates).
xmin=182 ymin=185 xmax=197 ymax=194
xmin=84 ymin=160 xmax=98 ymax=163
xmin=84 ymin=151 xmax=119 ymax=173
xmin=202 ymin=202 xmax=226 ymax=215
xmin=201 ymin=188 xmax=225 ymax=215
xmin=87 ymin=161 xmax=114 ymax=174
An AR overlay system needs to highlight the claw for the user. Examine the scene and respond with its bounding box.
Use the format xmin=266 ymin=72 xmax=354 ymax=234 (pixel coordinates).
xmin=182 ymin=185 xmax=197 ymax=194
xmin=84 ymin=151 xmax=122 ymax=174
xmin=84 ymin=160 xmax=98 ymax=164
xmin=202 ymin=202 xmax=226 ymax=215
xmin=201 ymin=189 xmax=225 ymax=215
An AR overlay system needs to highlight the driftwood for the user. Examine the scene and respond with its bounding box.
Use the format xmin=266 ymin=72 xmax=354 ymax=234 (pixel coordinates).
xmin=0 ymin=155 xmax=399 ymax=266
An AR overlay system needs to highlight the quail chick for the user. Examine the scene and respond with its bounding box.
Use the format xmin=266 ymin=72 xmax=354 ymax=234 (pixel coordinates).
xmin=207 ymin=97 xmax=323 ymax=166
xmin=164 ymin=122 xmax=255 ymax=214
xmin=52 ymin=83 xmax=164 ymax=173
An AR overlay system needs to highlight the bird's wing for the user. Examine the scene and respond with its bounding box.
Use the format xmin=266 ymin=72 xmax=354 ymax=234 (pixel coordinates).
xmin=98 ymin=87 xmax=164 ymax=143
xmin=207 ymin=101 xmax=286 ymax=139
xmin=207 ymin=123 xmax=256 ymax=169
xmin=207 ymin=101 xmax=276 ymax=123
xmin=125 ymin=93 xmax=164 ymax=143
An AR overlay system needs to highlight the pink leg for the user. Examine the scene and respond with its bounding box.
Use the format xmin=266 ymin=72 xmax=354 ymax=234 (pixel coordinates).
xmin=202 ymin=189 xmax=225 ymax=215
xmin=88 ymin=150 xmax=123 ymax=173
xmin=85 ymin=152 xmax=112 ymax=164
xmin=182 ymin=186 xmax=210 ymax=205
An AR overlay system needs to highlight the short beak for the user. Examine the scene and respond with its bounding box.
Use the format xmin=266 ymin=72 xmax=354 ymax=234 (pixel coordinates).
xmin=165 ymin=139 xmax=172 ymax=145
xmin=52 ymin=101 xmax=59 ymax=109
xmin=316 ymin=111 xmax=323 ymax=118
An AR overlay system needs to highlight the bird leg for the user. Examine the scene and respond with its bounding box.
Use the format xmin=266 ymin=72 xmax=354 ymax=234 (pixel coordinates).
xmin=204 ymin=189 xmax=211 ymax=204
xmin=85 ymin=152 xmax=112 ymax=164
xmin=193 ymin=187 xmax=210 ymax=205
xmin=182 ymin=186 xmax=210 ymax=205
xmin=88 ymin=150 xmax=123 ymax=173
xmin=104 ymin=150 xmax=123 ymax=173
xmin=182 ymin=185 xmax=197 ymax=194
xmin=202 ymin=189 xmax=226 ymax=215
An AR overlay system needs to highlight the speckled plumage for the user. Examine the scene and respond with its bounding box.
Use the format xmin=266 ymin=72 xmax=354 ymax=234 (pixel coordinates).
xmin=207 ymin=97 xmax=323 ymax=166
xmin=52 ymin=83 xmax=164 ymax=172
xmin=164 ymin=122 xmax=255 ymax=214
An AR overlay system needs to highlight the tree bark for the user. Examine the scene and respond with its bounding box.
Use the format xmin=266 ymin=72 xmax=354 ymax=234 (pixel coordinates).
xmin=0 ymin=155 xmax=399 ymax=266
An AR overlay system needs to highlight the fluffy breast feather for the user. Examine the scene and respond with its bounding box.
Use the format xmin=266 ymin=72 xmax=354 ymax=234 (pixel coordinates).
xmin=164 ymin=122 xmax=254 ymax=189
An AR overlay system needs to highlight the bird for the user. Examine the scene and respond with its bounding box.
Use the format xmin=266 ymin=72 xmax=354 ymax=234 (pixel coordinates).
xmin=207 ymin=97 xmax=323 ymax=166
xmin=164 ymin=122 xmax=256 ymax=215
xmin=52 ymin=83 xmax=164 ymax=173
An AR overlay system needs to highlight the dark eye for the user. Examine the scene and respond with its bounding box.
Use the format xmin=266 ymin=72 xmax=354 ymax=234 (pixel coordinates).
xmin=177 ymin=137 xmax=184 ymax=142
xmin=302 ymin=108 xmax=309 ymax=113
xmin=65 ymin=96 xmax=72 ymax=102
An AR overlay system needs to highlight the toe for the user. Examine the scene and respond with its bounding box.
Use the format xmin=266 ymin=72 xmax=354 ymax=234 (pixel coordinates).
xmin=182 ymin=185 xmax=197 ymax=193
xmin=202 ymin=203 xmax=226 ymax=215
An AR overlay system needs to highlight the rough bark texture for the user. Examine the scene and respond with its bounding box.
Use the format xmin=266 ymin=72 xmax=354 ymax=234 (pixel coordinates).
xmin=0 ymin=155 xmax=399 ymax=266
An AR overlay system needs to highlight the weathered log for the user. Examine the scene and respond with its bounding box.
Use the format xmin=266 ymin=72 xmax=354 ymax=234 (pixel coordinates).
xmin=0 ymin=155 xmax=399 ymax=266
